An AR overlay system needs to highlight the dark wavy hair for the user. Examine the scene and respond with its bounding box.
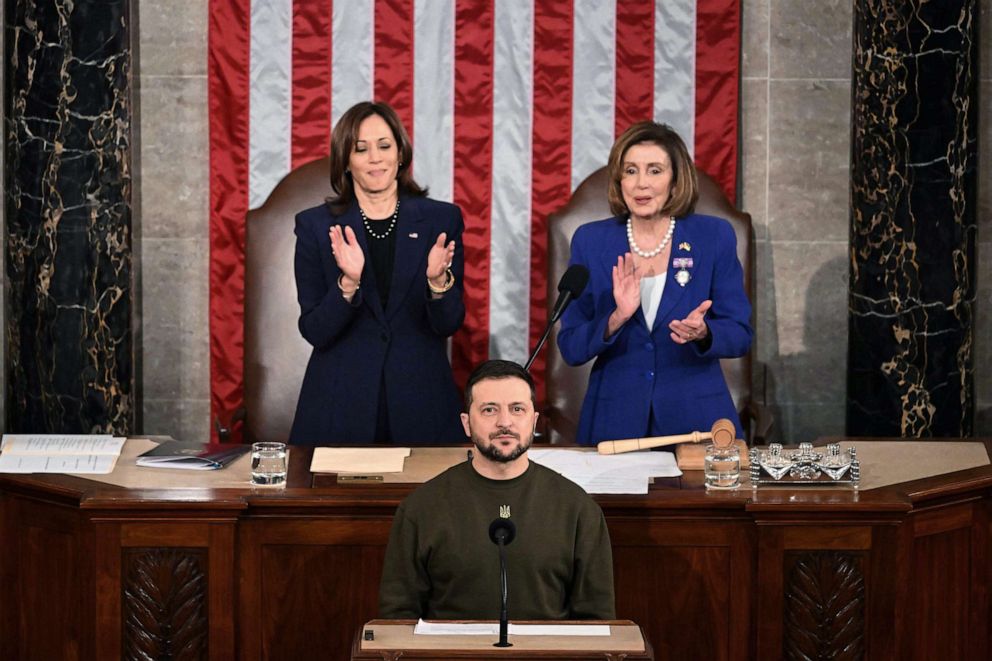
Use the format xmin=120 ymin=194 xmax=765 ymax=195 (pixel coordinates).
xmin=606 ymin=121 xmax=698 ymax=218
xmin=326 ymin=101 xmax=427 ymax=214
xmin=464 ymin=360 xmax=537 ymax=411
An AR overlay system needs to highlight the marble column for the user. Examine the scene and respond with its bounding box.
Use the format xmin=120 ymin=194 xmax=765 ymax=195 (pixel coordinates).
xmin=4 ymin=0 xmax=136 ymax=433
xmin=847 ymin=0 xmax=978 ymax=436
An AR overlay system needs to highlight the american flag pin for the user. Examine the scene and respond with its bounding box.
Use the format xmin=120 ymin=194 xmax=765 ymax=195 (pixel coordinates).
xmin=409 ymin=232 xmax=418 ymax=238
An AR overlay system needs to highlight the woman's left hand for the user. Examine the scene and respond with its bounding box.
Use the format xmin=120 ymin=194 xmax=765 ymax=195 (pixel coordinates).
xmin=427 ymin=232 xmax=455 ymax=287
xmin=670 ymin=299 xmax=712 ymax=344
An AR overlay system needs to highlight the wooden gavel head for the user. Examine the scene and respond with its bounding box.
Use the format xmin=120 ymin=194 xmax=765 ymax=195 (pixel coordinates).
xmin=710 ymin=418 xmax=736 ymax=448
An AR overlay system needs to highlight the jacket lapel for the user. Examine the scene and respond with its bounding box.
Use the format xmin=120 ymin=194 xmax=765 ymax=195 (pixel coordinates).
xmin=340 ymin=203 xmax=386 ymax=324
xmin=652 ymin=219 xmax=689 ymax=330
xmin=385 ymin=197 xmax=428 ymax=319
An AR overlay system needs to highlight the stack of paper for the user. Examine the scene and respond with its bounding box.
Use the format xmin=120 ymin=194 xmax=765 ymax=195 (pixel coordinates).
xmin=310 ymin=447 xmax=411 ymax=473
xmin=414 ymin=619 xmax=610 ymax=636
xmin=529 ymin=448 xmax=681 ymax=494
xmin=0 ymin=435 xmax=126 ymax=474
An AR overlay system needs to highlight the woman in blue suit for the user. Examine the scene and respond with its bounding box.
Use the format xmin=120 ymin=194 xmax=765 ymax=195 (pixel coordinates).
xmin=558 ymin=121 xmax=752 ymax=446
xmin=289 ymin=101 xmax=465 ymax=445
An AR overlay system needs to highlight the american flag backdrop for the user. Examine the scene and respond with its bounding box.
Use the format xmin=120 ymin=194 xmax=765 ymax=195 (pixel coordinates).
xmin=208 ymin=0 xmax=741 ymax=432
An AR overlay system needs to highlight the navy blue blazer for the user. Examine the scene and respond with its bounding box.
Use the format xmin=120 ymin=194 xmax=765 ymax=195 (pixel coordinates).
xmin=558 ymin=213 xmax=753 ymax=445
xmin=289 ymin=195 xmax=466 ymax=445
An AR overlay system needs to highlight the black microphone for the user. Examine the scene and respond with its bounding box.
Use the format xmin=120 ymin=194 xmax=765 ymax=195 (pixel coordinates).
xmin=489 ymin=518 xmax=517 ymax=546
xmin=524 ymin=265 xmax=589 ymax=371
xmin=489 ymin=518 xmax=516 ymax=648
xmin=550 ymin=264 xmax=590 ymax=324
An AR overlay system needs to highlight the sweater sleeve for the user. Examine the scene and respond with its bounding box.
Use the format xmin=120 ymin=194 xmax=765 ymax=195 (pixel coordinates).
xmin=569 ymin=503 xmax=616 ymax=619
xmin=378 ymin=504 xmax=431 ymax=619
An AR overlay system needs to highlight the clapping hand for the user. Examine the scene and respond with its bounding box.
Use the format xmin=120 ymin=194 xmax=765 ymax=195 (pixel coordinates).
xmin=426 ymin=232 xmax=455 ymax=288
xmin=606 ymin=253 xmax=640 ymax=338
xmin=670 ymin=299 xmax=712 ymax=344
xmin=329 ymin=225 xmax=364 ymax=286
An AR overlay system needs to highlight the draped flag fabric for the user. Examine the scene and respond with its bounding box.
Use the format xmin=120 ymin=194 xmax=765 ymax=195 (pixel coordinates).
xmin=208 ymin=0 xmax=741 ymax=436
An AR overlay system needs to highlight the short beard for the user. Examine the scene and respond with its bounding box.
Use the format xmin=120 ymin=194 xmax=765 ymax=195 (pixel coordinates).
xmin=472 ymin=429 xmax=533 ymax=464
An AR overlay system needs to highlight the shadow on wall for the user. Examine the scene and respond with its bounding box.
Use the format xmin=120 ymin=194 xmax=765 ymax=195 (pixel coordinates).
xmin=758 ymin=249 xmax=849 ymax=444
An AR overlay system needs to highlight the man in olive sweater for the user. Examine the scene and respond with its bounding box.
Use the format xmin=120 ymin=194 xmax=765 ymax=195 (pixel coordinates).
xmin=378 ymin=360 xmax=615 ymax=620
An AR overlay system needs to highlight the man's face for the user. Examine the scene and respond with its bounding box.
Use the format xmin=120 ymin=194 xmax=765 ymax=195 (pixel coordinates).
xmin=461 ymin=377 xmax=538 ymax=464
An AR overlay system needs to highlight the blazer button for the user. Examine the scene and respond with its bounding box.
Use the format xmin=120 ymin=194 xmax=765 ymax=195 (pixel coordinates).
xmin=645 ymin=342 xmax=654 ymax=351
xmin=380 ymin=333 xmax=389 ymax=343
xmin=646 ymin=371 xmax=655 ymax=380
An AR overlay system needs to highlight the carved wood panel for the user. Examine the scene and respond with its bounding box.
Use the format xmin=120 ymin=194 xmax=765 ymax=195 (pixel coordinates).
xmin=122 ymin=548 xmax=208 ymax=660
xmin=783 ymin=551 xmax=865 ymax=661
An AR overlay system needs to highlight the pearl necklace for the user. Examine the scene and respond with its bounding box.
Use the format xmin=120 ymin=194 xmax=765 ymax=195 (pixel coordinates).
xmin=627 ymin=216 xmax=675 ymax=259
xmin=360 ymin=200 xmax=400 ymax=240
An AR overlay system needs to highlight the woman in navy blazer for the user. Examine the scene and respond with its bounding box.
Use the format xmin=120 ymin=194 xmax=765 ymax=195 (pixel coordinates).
xmin=289 ymin=102 xmax=466 ymax=445
xmin=558 ymin=122 xmax=753 ymax=445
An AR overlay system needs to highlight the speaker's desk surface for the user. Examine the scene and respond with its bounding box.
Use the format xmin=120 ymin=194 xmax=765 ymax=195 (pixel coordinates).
xmin=351 ymin=619 xmax=652 ymax=660
xmin=2 ymin=438 xmax=991 ymax=660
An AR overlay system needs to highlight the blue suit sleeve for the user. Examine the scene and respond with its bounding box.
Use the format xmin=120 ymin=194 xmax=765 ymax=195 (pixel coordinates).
xmin=692 ymin=222 xmax=753 ymax=359
xmin=557 ymin=228 xmax=620 ymax=366
xmin=424 ymin=205 xmax=466 ymax=337
xmin=294 ymin=212 xmax=361 ymax=350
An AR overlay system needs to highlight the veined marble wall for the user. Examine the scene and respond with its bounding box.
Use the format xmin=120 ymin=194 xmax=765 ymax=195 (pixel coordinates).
xmin=130 ymin=1 xmax=991 ymax=442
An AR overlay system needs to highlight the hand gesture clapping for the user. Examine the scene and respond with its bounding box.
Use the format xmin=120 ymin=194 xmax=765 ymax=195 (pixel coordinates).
xmin=426 ymin=232 xmax=455 ymax=287
xmin=605 ymin=253 xmax=640 ymax=339
xmin=670 ymin=299 xmax=712 ymax=344
xmin=329 ymin=225 xmax=364 ymax=285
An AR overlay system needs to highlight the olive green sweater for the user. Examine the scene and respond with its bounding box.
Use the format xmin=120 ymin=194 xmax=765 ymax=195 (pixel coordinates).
xmin=378 ymin=460 xmax=615 ymax=620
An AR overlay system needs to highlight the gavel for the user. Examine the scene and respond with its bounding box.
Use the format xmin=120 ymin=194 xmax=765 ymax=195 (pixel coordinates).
xmin=597 ymin=418 xmax=736 ymax=455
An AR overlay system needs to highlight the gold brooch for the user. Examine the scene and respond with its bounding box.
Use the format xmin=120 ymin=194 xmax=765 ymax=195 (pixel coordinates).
xmin=679 ymin=242 xmax=691 ymax=251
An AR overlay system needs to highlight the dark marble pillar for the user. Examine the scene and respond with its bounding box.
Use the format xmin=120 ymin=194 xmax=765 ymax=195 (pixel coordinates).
xmin=4 ymin=1 xmax=135 ymax=433
xmin=847 ymin=0 xmax=978 ymax=436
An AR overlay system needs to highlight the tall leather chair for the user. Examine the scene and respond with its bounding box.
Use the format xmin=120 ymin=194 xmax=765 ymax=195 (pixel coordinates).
xmin=241 ymin=157 xmax=332 ymax=442
xmin=543 ymin=166 xmax=767 ymax=445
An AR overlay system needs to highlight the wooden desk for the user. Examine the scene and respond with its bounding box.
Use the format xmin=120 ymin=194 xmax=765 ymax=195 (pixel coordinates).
xmin=350 ymin=619 xmax=652 ymax=660
xmin=1 ymin=439 xmax=991 ymax=660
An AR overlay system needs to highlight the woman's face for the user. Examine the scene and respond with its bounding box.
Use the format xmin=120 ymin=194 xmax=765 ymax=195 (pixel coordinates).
xmin=348 ymin=114 xmax=399 ymax=198
xmin=620 ymin=142 xmax=674 ymax=222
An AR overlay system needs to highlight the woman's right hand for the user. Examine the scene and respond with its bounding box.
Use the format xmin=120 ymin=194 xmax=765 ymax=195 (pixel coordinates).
xmin=329 ymin=225 xmax=364 ymax=286
xmin=606 ymin=253 xmax=640 ymax=338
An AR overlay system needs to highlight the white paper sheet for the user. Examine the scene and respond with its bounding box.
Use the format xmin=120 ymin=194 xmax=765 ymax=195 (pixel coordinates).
xmin=414 ymin=619 xmax=610 ymax=636
xmin=310 ymin=447 xmax=411 ymax=473
xmin=0 ymin=453 xmax=120 ymax=474
xmin=529 ymin=448 xmax=681 ymax=494
xmin=1 ymin=434 xmax=124 ymax=455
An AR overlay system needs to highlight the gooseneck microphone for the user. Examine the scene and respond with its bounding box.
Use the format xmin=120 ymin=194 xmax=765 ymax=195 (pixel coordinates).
xmin=488 ymin=518 xmax=517 ymax=648
xmin=524 ymin=264 xmax=590 ymax=371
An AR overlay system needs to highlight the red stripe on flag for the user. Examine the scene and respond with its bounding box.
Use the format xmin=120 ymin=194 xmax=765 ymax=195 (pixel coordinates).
xmin=452 ymin=0 xmax=494 ymax=386
xmin=208 ymin=0 xmax=252 ymax=441
xmin=694 ymin=0 xmax=740 ymax=204
xmin=529 ymin=0 xmax=573 ymax=403
xmin=291 ymin=0 xmax=333 ymax=169
xmin=614 ymin=1 xmax=654 ymax=138
xmin=374 ymin=0 xmax=415 ymax=139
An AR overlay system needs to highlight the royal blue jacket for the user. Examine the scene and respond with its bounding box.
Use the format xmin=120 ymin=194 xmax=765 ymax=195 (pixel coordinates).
xmin=558 ymin=213 xmax=753 ymax=445
xmin=289 ymin=196 xmax=466 ymax=445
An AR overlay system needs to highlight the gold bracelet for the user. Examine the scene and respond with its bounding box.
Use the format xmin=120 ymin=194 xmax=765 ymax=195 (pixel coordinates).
xmin=428 ymin=268 xmax=454 ymax=294
xmin=338 ymin=273 xmax=360 ymax=294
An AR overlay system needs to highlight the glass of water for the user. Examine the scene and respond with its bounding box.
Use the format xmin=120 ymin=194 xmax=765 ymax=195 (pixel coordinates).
xmin=251 ymin=442 xmax=288 ymax=485
xmin=704 ymin=443 xmax=740 ymax=489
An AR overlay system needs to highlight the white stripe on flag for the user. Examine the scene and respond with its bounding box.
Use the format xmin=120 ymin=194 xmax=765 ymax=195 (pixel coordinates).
xmin=249 ymin=0 xmax=293 ymax=209
xmin=488 ymin=0 xmax=534 ymax=362
xmin=571 ymin=0 xmax=616 ymax=192
xmin=413 ymin=0 xmax=455 ymax=202
xmin=332 ymin=0 xmax=375 ymax=126
xmin=654 ymin=0 xmax=696 ymax=156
